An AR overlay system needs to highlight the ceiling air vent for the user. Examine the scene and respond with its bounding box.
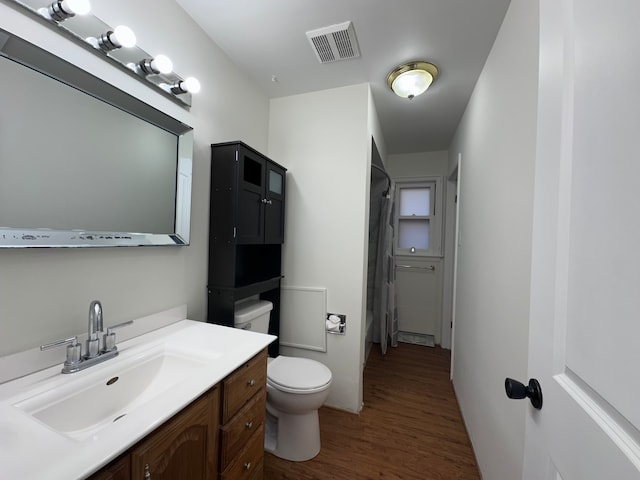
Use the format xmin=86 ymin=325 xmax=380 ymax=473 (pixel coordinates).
xmin=306 ymin=21 xmax=360 ymax=64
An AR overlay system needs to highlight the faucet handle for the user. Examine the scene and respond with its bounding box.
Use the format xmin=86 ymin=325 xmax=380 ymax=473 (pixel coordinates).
xmin=102 ymin=320 xmax=134 ymax=353
xmin=41 ymin=336 xmax=82 ymax=368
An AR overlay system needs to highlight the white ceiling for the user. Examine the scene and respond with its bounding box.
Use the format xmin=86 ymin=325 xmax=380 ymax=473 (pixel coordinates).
xmin=176 ymin=0 xmax=511 ymax=155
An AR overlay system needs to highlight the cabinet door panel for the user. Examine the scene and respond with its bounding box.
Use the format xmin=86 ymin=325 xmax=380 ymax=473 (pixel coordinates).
xmin=220 ymin=389 xmax=266 ymax=471
xmin=264 ymin=196 xmax=284 ymax=244
xmin=237 ymin=148 xmax=266 ymax=244
xmin=86 ymin=455 xmax=130 ymax=480
xmin=264 ymin=164 xmax=285 ymax=244
xmin=222 ymin=349 xmax=267 ymax=423
xmin=130 ymin=389 xmax=219 ymax=480
xmin=239 ymin=149 xmax=265 ymax=193
xmin=236 ymin=188 xmax=264 ymax=244
xmin=220 ymin=425 xmax=265 ymax=480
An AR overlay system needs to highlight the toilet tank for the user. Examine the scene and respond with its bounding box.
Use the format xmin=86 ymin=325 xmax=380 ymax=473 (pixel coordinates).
xmin=234 ymin=299 xmax=273 ymax=334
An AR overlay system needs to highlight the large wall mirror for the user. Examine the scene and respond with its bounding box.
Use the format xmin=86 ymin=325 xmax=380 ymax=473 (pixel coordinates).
xmin=0 ymin=26 xmax=193 ymax=248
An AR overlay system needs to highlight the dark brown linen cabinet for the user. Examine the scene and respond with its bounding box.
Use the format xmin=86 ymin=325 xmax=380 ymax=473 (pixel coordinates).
xmin=208 ymin=142 xmax=286 ymax=356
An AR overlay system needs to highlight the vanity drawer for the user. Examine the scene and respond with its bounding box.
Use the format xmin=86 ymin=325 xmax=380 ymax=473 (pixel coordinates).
xmin=220 ymin=424 xmax=264 ymax=480
xmin=222 ymin=349 xmax=267 ymax=423
xmin=220 ymin=388 xmax=266 ymax=470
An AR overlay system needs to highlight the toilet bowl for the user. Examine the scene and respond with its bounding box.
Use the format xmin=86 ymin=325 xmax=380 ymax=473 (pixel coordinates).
xmin=234 ymin=299 xmax=332 ymax=461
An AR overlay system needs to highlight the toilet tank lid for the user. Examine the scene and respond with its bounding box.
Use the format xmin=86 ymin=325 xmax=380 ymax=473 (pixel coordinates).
xmin=234 ymin=299 xmax=273 ymax=323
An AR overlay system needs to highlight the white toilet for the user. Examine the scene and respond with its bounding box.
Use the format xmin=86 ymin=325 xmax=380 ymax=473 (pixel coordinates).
xmin=234 ymin=299 xmax=332 ymax=462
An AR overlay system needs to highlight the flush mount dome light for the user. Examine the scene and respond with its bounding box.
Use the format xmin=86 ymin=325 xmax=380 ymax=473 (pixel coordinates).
xmin=387 ymin=61 xmax=439 ymax=99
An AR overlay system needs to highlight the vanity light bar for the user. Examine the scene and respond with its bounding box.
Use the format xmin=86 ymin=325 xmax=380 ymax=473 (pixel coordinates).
xmin=26 ymin=0 xmax=200 ymax=105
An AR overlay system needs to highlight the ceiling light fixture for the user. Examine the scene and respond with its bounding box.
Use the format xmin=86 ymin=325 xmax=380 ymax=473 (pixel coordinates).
xmin=387 ymin=61 xmax=439 ymax=99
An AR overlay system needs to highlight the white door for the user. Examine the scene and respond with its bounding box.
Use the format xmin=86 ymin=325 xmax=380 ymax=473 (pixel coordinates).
xmin=521 ymin=0 xmax=640 ymax=478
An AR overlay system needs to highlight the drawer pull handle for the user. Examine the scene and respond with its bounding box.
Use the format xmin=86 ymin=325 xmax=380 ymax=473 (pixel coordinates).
xmin=144 ymin=464 xmax=152 ymax=479
xmin=247 ymin=379 xmax=256 ymax=387
xmin=244 ymin=462 xmax=252 ymax=470
xmin=245 ymin=421 xmax=254 ymax=429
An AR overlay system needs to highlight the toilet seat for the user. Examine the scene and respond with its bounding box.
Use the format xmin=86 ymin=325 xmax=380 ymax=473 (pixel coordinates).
xmin=267 ymin=356 xmax=332 ymax=394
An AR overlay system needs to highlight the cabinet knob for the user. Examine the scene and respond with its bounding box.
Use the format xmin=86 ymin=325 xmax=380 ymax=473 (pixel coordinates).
xmin=244 ymin=462 xmax=252 ymax=471
xmin=247 ymin=379 xmax=256 ymax=387
xmin=144 ymin=464 xmax=152 ymax=479
xmin=245 ymin=421 xmax=254 ymax=429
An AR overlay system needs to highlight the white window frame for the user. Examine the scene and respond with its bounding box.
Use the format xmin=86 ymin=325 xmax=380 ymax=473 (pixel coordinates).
xmin=394 ymin=176 xmax=444 ymax=257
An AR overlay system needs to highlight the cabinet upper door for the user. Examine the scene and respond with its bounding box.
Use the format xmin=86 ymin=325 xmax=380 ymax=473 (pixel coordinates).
xmin=236 ymin=147 xmax=266 ymax=244
xmin=264 ymin=163 xmax=286 ymax=244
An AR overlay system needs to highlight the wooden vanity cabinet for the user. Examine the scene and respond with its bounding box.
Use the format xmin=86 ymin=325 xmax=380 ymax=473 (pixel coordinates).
xmin=85 ymin=349 xmax=268 ymax=480
xmin=219 ymin=349 xmax=267 ymax=480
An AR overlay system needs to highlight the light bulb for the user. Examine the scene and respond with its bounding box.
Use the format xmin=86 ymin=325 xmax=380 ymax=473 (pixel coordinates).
xmin=139 ymin=55 xmax=174 ymax=75
xmin=112 ymin=25 xmax=136 ymax=48
xmin=151 ymin=55 xmax=173 ymax=74
xmin=169 ymin=77 xmax=201 ymax=95
xmin=392 ymin=70 xmax=433 ymax=99
xmin=38 ymin=0 xmax=90 ymax=21
xmin=183 ymin=77 xmax=201 ymax=94
xmin=64 ymin=0 xmax=90 ymax=15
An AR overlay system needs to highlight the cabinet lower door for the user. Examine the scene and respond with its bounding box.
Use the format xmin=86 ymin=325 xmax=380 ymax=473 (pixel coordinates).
xmin=130 ymin=389 xmax=219 ymax=480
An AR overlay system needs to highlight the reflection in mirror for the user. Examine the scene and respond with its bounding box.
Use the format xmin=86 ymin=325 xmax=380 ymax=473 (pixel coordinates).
xmin=0 ymin=27 xmax=194 ymax=248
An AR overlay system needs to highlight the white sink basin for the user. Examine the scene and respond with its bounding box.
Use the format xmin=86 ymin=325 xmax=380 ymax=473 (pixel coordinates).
xmin=0 ymin=317 xmax=276 ymax=480
xmin=14 ymin=346 xmax=217 ymax=441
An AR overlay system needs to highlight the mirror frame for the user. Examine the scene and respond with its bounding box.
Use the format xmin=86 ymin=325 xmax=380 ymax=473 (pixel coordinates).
xmin=0 ymin=26 xmax=194 ymax=248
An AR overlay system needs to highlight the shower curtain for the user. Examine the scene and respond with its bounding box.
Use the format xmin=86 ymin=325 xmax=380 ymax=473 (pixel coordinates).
xmin=373 ymin=182 xmax=398 ymax=354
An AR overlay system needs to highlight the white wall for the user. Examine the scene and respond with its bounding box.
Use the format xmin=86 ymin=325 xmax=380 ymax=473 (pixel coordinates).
xmin=0 ymin=0 xmax=269 ymax=356
xmin=268 ymin=83 xmax=377 ymax=413
xmin=387 ymin=151 xmax=449 ymax=178
xmin=448 ymin=1 xmax=539 ymax=479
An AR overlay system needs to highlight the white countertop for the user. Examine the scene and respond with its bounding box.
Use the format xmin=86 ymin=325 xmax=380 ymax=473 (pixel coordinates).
xmin=0 ymin=319 xmax=275 ymax=480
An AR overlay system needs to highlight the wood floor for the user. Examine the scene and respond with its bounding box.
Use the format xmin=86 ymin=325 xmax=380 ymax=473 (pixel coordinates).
xmin=263 ymin=343 xmax=480 ymax=480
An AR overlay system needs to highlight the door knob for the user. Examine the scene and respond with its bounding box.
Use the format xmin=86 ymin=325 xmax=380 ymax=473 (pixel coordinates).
xmin=504 ymin=377 xmax=543 ymax=410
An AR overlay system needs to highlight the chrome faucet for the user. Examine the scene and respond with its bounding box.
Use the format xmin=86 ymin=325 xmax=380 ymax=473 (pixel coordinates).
xmin=40 ymin=300 xmax=133 ymax=374
xmin=86 ymin=300 xmax=104 ymax=359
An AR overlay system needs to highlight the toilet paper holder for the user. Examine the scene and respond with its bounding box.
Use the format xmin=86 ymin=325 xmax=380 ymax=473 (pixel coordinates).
xmin=326 ymin=313 xmax=346 ymax=335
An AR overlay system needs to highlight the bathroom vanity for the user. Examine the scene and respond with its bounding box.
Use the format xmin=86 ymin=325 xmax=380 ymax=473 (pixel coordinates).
xmin=0 ymin=319 xmax=275 ymax=480
xmin=89 ymin=350 xmax=267 ymax=480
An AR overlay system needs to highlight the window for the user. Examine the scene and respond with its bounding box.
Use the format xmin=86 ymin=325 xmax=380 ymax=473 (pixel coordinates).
xmin=394 ymin=177 xmax=443 ymax=257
